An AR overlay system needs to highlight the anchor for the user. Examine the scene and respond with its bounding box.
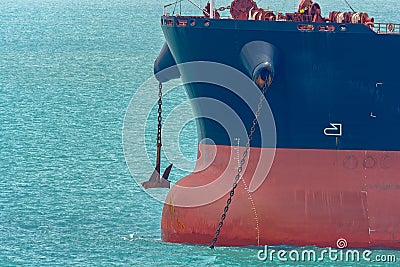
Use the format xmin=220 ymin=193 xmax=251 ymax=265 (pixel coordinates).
xmin=141 ymin=82 xmax=172 ymax=189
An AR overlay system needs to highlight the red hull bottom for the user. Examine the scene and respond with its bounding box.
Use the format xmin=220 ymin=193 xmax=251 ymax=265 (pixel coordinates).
xmin=162 ymin=144 xmax=400 ymax=248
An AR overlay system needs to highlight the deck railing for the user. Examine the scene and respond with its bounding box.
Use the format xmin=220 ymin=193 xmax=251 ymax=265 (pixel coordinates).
xmin=373 ymin=23 xmax=400 ymax=34
xmin=164 ymin=0 xmax=208 ymax=16
xmin=162 ymin=2 xmax=400 ymax=35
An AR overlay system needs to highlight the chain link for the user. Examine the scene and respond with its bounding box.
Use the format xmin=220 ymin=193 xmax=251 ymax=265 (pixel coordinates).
xmin=209 ymin=80 xmax=269 ymax=249
xmin=157 ymin=82 xmax=163 ymax=146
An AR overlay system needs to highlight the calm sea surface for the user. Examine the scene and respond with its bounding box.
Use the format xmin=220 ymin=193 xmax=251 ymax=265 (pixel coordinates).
xmin=1 ymin=0 xmax=399 ymax=265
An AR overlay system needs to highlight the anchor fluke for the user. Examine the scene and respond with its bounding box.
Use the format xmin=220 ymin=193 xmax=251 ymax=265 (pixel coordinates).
xmin=162 ymin=163 xmax=173 ymax=180
xmin=141 ymin=163 xmax=172 ymax=189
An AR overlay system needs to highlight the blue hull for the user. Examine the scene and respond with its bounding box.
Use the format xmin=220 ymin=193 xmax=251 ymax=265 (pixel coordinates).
xmin=161 ymin=17 xmax=400 ymax=151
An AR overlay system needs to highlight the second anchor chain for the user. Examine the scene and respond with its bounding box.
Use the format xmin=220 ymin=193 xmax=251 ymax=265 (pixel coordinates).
xmin=209 ymin=80 xmax=270 ymax=249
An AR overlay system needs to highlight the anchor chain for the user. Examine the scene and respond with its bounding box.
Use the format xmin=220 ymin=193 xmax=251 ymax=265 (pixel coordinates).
xmin=209 ymin=80 xmax=270 ymax=249
xmin=154 ymin=82 xmax=163 ymax=179
xmin=141 ymin=81 xmax=173 ymax=188
xmin=157 ymin=82 xmax=163 ymax=148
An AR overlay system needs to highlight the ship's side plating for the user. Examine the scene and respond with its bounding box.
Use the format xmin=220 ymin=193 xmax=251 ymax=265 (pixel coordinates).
xmin=160 ymin=17 xmax=400 ymax=248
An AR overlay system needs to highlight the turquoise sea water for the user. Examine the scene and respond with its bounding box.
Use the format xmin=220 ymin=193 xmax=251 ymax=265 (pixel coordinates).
xmin=1 ymin=0 xmax=400 ymax=265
